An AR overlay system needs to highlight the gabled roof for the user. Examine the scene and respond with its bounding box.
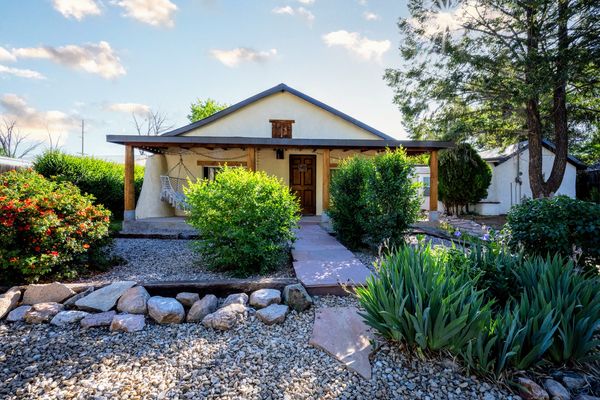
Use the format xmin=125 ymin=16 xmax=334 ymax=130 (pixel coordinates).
xmin=482 ymin=139 xmax=586 ymax=169
xmin=161 ymin=83 xmax=395 ymax=140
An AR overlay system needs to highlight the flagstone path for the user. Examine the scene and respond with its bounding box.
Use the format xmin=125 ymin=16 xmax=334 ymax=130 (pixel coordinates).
xmin=292 ymin=219 xmax=372 ymax=295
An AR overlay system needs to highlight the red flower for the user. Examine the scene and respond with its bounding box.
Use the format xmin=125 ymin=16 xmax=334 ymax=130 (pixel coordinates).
xmin=34 ymin=246 xmax=41 ymax=252
xmin=83 ymin=243 xmax=90 ymax=249
xmin=50 ymin=251 xmax=59 ymax=257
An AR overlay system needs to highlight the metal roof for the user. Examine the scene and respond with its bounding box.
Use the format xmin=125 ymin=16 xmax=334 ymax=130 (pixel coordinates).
xmin=483 ymin=139 xmax=586 ymax=169
xmin=159 ymin=83 xmax=396 ymax=140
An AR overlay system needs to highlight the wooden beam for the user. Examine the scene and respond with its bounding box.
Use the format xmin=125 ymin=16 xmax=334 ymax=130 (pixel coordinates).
xmin=124 ymin=144 xmax=136 ymax=221
xmin=247 ymin=147 xmax=256 ymax=171
xmin=323 ymin=149 xmax=330 ymax=211
xmin=197 ymin=160 xmax=246 ymax=167
xmin=429 ymin=150 xmax=438 ymax=212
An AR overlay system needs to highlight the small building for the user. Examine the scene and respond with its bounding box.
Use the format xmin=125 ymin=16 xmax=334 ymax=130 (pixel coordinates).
xmin=0 ymin=155 xmax=32 ymax=174
xmin=106 ymin=83 xmax=452 ymax=230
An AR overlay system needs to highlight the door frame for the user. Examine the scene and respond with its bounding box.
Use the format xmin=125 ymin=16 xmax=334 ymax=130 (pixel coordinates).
xmin=289 ymin=154 xmax=317 ymax=215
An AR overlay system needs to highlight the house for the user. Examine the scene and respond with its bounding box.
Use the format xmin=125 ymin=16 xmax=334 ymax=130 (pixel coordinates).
xmin=417 ymin=140 xmax=586 ymax=215
xmin=106 ymin=83 xmax=452 ymax=231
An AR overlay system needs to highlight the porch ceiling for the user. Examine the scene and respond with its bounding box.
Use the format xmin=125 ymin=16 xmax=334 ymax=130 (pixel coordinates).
xmin=106 ymin=135 xmax=454 ymax=154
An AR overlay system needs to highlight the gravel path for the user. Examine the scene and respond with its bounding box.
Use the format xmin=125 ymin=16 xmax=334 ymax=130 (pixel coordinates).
xmin=78 ymin=238 xmax=294 ymax=284
xmin=0 ymin=296 xmax=513 ymax=400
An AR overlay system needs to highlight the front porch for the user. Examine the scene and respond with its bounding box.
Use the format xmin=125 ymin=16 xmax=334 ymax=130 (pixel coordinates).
xmin=121 ymin=217 xmax=198 ymax=239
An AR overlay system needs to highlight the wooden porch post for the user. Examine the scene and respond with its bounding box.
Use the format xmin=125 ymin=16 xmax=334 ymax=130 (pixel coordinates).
xmin=247 ymin=147 xmax=256 ymax=171
xmin=322 ymin=149 xmax=330 ymax=211
xmin=124 ymin=144 xmax=136 ymax=221
xmin=429 ymin=150 xmax=439 ymax=219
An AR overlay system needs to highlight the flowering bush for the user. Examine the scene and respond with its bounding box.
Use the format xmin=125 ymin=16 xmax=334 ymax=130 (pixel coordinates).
xmin=0 ymin=169 xmax=111 ymax=283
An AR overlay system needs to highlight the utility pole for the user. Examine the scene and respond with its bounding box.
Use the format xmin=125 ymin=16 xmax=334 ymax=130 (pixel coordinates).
xmin=81 ymin=119 xmax=84 ymax=156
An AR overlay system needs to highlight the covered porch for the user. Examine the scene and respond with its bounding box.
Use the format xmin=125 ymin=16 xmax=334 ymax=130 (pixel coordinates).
xmin=108 ymin=135 xmax=451 ymax=233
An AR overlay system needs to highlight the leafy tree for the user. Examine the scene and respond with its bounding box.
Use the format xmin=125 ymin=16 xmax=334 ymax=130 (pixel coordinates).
xmin=385 ymin=0 xmax=600 ymax=198
xmin=188 ymin=98 xmax=229 ymax=123
xmin=439 ymin=143 xmax=492 ymax=215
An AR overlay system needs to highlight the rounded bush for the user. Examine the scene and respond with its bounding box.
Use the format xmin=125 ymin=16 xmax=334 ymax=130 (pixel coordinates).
xmin=505 ymin=196 xmax=600 ymax=266
xmin=438 ymin=143 xmax=492 ymax=215
xmin=185 ymin=167 xmax=301 ymax=276
xmin=0 ymin=169 xmax=111 ymax=283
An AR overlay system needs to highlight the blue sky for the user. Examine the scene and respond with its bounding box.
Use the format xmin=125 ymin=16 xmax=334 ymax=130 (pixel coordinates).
xmin=0 ymin=0 xmax=409 ymax=158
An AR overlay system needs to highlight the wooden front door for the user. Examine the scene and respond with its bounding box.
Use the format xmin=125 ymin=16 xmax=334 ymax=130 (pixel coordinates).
xmin=289 ymin=155 xmax=317 ymax=215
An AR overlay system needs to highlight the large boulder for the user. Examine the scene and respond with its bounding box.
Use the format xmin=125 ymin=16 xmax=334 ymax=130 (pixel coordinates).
xmin=50 ymin=311 xmax=89 ymax=326
xmin=256 ymin=304 xmax=288 ymax=325
xmin=147 ymin=296 xmax=185 ymax=324
xmin=0 ymin=288 xmax=21 ymax=319
xmin=221 ymin=293 xmax=248 ymax=308
xmin=80 ymin=311 xmax=117 ymax=329
xmin=6 ymin=305 xmax=32 ymax=322
xmin=283 ymin=284 xmax=313 ymax=312
xmin=117 ymin=286 xmax=150 ymax=314
xmin=176 ymin=292 xmax=200 ymax=308
xmin=516 ymin=377 xmax=549 ymax=400
xmin=186 ymin=294 xmax=218 ymax=323
xmin=110 ymin=314 xmax=145 ymax=333
xmin=75 ymin=281 xmax=136 ymax=312
xmin=249 ymin=289 xmax=281 ymax=309
xmin=22 ymin=282 xmax=75 ymax=305
xmin=63 ymin=287 xmax=94 ymax=309
xmin=202 ymin=303 xmax=247 ymax=330
xmin=24 ymin=302 xmax=64 ymax=324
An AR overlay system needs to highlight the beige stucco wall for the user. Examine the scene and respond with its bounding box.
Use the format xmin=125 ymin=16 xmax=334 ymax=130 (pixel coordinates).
xmin=180 ymin=92 xmax=382 ymax=140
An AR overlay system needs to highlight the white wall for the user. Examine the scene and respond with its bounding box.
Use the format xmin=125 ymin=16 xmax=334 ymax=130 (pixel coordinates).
xmin=181 ymin=92 xmax=382 ymax=140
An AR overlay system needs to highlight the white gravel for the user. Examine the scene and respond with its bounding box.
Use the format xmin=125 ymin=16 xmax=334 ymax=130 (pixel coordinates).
xmin=78 ymin=238 xmax=294 ymax=284
xmin=0 ymin=296 xmax=514 ymax=400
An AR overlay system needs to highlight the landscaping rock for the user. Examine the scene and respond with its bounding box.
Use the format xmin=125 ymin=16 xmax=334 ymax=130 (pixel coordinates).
xmin=516 ymin=377 xmax=549 ymax=400
xmin=75 ymin=281 xmax=136 ymax=312
xmin=63 ymin=287 xmax=94 ymax=309
xmin=24 ymin=302 xmax=64 ymax=324
xmin=256 ymin=304 xmax=288 ymax=325
xmin=202 ymin=303 xmax=247 ymax=330
xmin=283 ymin=283 xmax=313 ymax=312
xmin=147 ymin=296 xmax=185 ymax=324
xmin=176 ymin=292 xmax=200 ymax=308
xmin=560 ymin=373 xmax=588 ymax=391
xmin=80 ymin=311 xmax=117 ymax=329
xmin=22 ymin=282 xmax=74 ymax=305
xmin=543 ymin=379 xmax=570 ymax=400
xmin=110 ymin=314 xmax=145 ymax=333
xmin=186 ymin=294 xmax=218 ymax=323
xmin=249 ymin=289 xmax=281 ymax=309
xmin=50 ymin=311 xmax=89 ymax=326
xmin=117 ymin=286 xmax=150 ymax=314
xmin=221 ymin=293 xmax=248 ymax=308
xmin=6 ymin=305 xmax=32 ymax=322
xmin=574 ymin=395 xmax=600 ymax=400
xmin=0 ymin=288 xmax=21 ymax=319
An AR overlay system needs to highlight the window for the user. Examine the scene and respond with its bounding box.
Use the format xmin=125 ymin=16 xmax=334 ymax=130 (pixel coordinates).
xmin=203 ymin=166 xmax=222 ymax=181
xmin=270 ymin=119 xmax=294 ymax=138
xmin=422 ymin=176 xmax=431 ymax=196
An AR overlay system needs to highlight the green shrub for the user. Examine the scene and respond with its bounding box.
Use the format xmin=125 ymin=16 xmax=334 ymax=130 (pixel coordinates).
xmin=355 ymin=245 xmax=493 ymax=352
xmin=328 ymin=156 xmax=371 ymax=249
xmin=363 ymin=149 xmax=422 ymax=248
xmin=329 ymin=149 xmax=421 ymax=249
xmin=0 ymin=169 xmax=111 ymax=283
xmin=185 ymin=167 xmax=300 ymax=276
xmin=438 ymin=143 xmax=492 ymax=215
xmin=34 ymin=151 xmax=144 ymax=218
xmin=505 ymin=196 xmax=600 ymax=266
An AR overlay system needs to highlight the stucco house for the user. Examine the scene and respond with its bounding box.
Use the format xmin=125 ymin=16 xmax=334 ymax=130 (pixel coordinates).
xmin=417 ymin=140 xmax=585 ymax=215
xmin=107 ymin=83 xmax=452 ymax=232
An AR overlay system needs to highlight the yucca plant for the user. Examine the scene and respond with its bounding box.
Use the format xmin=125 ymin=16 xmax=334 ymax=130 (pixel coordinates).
xmin=355 ymin=245 xmax=493 ymax=352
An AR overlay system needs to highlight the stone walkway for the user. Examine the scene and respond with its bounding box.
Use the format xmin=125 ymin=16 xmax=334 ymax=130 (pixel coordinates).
xmin=292 ymin=220 xmax=372 ymax=295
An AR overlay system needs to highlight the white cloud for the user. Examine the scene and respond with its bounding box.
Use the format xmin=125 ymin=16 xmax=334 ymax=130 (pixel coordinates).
xmin=0 ymin=47 xmax=17 ymax=62
xmin=297 ymin=0 xmax=314 ymax=4
xmin=0 ymin=94 xmax=77 ymax=143
xmin=210 ymin=48 xmax=278 ymax=68
xmin=106 ymin=102 xmax=151 ymax=115
xmin=0 ymin=65 xmax=46 ymax=80
xmin=52 ymin=0 xmax=102 ymax=20
xmin=113 ymin=0 xmax=178 ymax=27
xmin=322 ymin=30 xmax=391 ymax=61
xmin=363 ymin=11 xmax=380 ymax=21
xmin=11 ymin=41 xmax=125 ymax=79
xmin=272 ymin=5 xmax=314 ymax=24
